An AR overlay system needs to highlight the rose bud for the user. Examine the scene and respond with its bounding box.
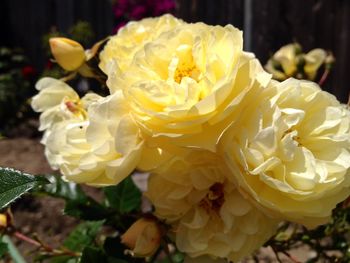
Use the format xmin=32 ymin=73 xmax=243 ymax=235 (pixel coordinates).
xmin=0 ymin=214 xmax=7 ymax=229
xmin=49 ymin=37 xmax=85 ymax=71
xmin=121 ymin=217 xmax=162 ymax=257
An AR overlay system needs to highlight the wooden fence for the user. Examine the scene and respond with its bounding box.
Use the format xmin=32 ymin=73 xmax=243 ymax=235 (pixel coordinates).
xmin=1 ymin=0 xmax=349 ymax=102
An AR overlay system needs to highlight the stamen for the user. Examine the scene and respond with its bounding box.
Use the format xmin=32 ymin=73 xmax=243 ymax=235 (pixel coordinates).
xmin=199 ymin=183 xmax=225 ymax=214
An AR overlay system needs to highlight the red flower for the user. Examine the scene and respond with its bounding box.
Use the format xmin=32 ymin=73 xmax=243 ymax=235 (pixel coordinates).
xmin=21 ymin=66 xmax=36 ymax=78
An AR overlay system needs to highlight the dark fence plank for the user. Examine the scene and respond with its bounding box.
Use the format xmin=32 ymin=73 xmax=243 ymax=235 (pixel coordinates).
xmin=176 ymin=0 xmax=244 ymax=29
xmin=333 ymin=0 xmax=350 ymax=102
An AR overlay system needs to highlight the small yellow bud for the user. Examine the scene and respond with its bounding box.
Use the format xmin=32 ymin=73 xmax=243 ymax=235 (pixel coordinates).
xmin=49 ymin=37 xmax=85 ymax=71
xmin=121 ymin=218 xmax=162 ymax=258
xmin=0 ymin=214 xmax=7 ymax=228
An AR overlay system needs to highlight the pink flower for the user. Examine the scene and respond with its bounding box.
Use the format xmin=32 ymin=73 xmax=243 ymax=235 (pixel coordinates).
xmin=130 ymin=5 xmax=148 ymax=20
xmin=113 ymin=0 xmax=129 ymax=18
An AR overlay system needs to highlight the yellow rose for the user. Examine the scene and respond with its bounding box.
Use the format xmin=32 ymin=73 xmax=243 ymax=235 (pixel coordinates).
xmin=220 ymin=78 xmax=350 ymax=228
xmin=86 ymin=90 xmax=171 ymax=176
xmin=304 ymin=48 xmax=327 ymax=80
xmin=44 ymin=91 xmax=146 ymax=186
xmin=40 ymin=79 xmax=172 ymax=186
xmin=99 ymin=14 xmax=183 ymax=75
xmin=45 ymin=118 xmax=127 ymax=185
xmin=49 ymin=37 xmax=86 ymax=71
xmin=111 ymin=22 xmax=270 ymax=152
xmin=265 ymin=43 xmax=300 ymax=80
xmin=31 ymin=77 xmax=98 ymax=131
xmin=145 ymin=151 xmax=279 ymax=262
xmin=121 ymin=217 xmax=162 ymax=257
xmin=32 ymin=77 xmax=153 ymax=185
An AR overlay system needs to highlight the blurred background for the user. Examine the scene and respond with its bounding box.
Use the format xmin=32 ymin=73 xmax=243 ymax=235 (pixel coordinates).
xmin=1 ymin=0 xmax=349 ymax=101
xmin=0 ymin=1 xmax=349 ymax=261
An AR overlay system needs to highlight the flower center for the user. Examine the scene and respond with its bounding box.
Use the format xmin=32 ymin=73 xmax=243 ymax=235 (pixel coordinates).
xmin=282 ymin=128 xmax=302 ymax=146
xmin=174 ymin=64 xmax=200 ymax=84
xmin=173 ymin=44 xmax=200 ymax=84
xmin=64 ymin=99 xmax=87 ymax=119
xmin=200 ymin=183 xmax=225 ymax=214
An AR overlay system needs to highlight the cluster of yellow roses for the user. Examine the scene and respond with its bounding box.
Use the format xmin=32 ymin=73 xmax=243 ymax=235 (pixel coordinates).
xmin=31 ymin=15 xmax=350 ymax=262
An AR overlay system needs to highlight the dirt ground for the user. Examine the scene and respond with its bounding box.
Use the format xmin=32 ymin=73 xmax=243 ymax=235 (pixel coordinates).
xmin=0 ymin=137 xmax=313 ymax=263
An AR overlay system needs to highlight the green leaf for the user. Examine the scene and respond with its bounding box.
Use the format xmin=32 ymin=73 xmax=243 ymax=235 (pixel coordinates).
xmin=37 ymin=175 xmax=112 ymax=221
xmin=107 ymin=259 xmax=128 ymax=263
xmin=104 ymin=177 xmax=141 ymax=214
xmin=80 ymin=246 xmax=129 ymax=263
xmin=37 ymin=175 xmax=87 ymax=201
xmin=64 ymin=199 xmax=112 ymax=221
xmin=49 ymin=255 xmax=77 ymax=263
xmin=103 ymin=237 xmax=143 ymax=263
xmin=80 ymin=247 xmax=106 ymax=263
xmin=0 ymin=167 xmax=49 ymax=209
xmin=0 ymin=241 xmax=8 ymax=258
xmin=63 ymin=221 xmax=104 ymax=252
xmin=103 ymin=237 xmax=129 ymax=260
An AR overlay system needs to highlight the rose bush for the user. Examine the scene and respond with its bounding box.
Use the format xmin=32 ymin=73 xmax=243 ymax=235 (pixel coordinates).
xmin=0 ymin=14 xmax=348 ymax=263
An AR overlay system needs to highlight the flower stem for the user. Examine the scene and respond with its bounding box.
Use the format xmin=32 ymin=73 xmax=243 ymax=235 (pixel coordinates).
xmin=13 ymin=231 xmax=79 ymax=257
xmin=318 ymin=68 xmax=330 ymax=87
xmin=14 ymin=231 xmax=41 ymax=247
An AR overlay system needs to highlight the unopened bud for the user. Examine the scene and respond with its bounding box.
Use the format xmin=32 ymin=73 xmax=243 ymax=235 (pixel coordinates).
xmin=294 ymin=43 xmax=302 ymax=55
xmin=49 ymin=37 xmax=85 ymax=71
xmin=0 ymin=214 xmax=7 ymax=228
xmin=121 ymin=218 xmax=162 ymax=258
xmin=325 ymin=53 xmax=335 ymax=69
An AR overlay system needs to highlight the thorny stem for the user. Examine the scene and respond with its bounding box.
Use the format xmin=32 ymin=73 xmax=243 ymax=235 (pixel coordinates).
xmin=13 ymin=231 xmax=80 ymax=257
xmin=14 ymin=231 xmax=41 ymax=247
